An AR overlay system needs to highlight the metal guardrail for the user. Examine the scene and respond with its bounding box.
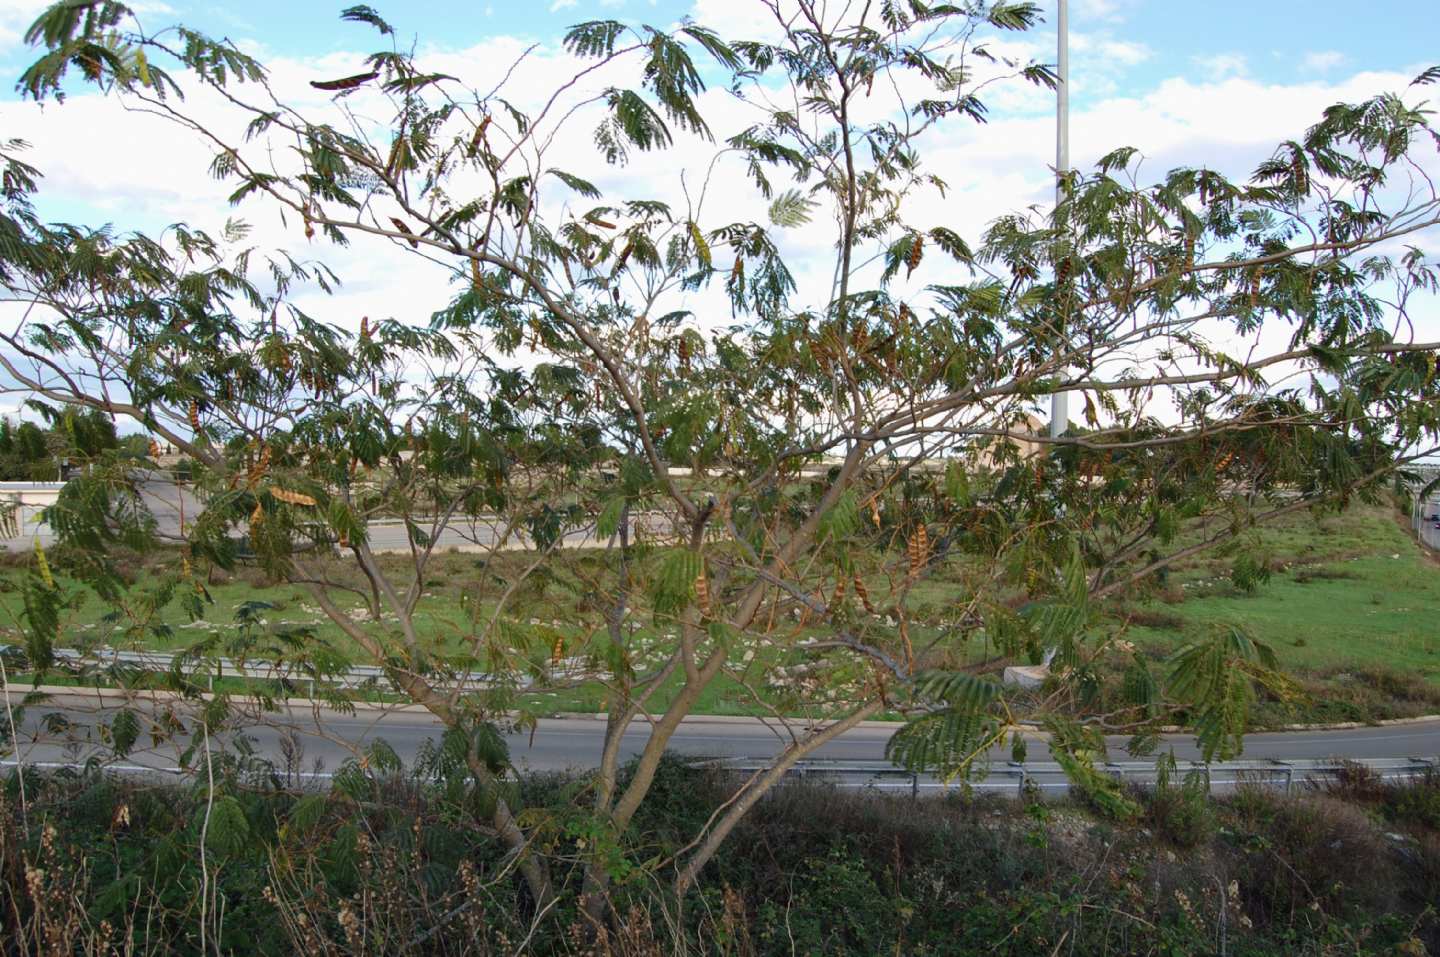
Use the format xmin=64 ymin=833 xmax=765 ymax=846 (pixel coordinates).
xmin=702 ymin=757 xmax=1440 ymax=798
xmin=1 ymin=645 xmax=591 ymax=694
xmin=4 ymin=755 xmax=1433 ymax=798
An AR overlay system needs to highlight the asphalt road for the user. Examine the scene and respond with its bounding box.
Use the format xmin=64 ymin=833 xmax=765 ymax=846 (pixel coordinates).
xmin=6 ymin=690 xmax=1438 ymax=777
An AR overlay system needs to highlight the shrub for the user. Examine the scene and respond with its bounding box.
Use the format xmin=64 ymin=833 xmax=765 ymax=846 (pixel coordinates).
xmin=1143 ymin=776 xmax=1217 ymax=849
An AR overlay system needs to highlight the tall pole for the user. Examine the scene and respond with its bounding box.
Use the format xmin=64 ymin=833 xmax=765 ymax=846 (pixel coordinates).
xmin=1049 ymin=0 xmax=1070 ymax=440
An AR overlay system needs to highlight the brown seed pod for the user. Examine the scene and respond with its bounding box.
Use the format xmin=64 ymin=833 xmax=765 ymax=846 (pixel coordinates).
xmin=246 ymin=444 xmax=271 ymax=488
xmin=907 ymin=234 xmax=924 ymax=276
xmin=831 ymin=575 xmax=847 ymax=608
xmin=388 ymin=217 xmax=420 ymax=249
xmin=730 ymin=258 xmax=744 ymax=281
xmin=907 ymin=526 xmax=929 ymax=576
xmin=310 ymin=70 xmax=379 ymax=92
xmin=271 ymin=488 xmax=317 ymax=507
xmin=250 ymin=502 xmax=264 ymax=526
xmin=853 ymin=574 xmax=876 ymax=614
xmin=360 ymin=316 xmax=371 ymax=341
xmin=469 ymin=114 xmax=492 ymax=154
xmin=189 ymin=402 xmax=201 ymax=433
xmin=694 ymin=572 xmax=711 ymax=616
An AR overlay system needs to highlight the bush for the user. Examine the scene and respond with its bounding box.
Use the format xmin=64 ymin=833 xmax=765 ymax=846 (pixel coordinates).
xmin=1143 ymin=776 xmax=1216 ymax=849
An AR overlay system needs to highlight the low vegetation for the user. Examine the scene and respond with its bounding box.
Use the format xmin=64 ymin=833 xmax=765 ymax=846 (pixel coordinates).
xmin=4 ymin=758 xmax=1439 ymax=955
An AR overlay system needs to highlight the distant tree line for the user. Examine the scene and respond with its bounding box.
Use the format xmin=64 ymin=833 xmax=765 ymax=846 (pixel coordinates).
xmin=0 ymin=403 xmax=146 ymax=480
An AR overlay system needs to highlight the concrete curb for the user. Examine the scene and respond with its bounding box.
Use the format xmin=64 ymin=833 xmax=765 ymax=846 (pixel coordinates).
xmin=15 ymin=685 xmax=1440 ymax=734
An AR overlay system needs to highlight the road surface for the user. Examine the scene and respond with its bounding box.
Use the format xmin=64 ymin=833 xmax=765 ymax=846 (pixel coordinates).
xmin=5 ymin=689 xmax=1438 ymax=778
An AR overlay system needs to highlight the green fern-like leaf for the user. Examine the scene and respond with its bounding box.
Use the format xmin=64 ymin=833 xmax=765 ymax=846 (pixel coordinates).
xmin=767 ymin=189 xmax=817 ymax=228
xmin=651 ymin=548 xmax=702 ymax=615
xmin=203 ymin=795 xmax=251 ymax=857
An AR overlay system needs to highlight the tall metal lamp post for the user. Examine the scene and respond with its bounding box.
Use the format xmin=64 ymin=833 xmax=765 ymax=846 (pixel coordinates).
xmin=1049 ymin=0 xmax=1070 ymax=440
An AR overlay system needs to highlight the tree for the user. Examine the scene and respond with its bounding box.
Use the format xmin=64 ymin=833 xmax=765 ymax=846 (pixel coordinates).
xmin=5 ymin=0 xmax=1439 ymax=930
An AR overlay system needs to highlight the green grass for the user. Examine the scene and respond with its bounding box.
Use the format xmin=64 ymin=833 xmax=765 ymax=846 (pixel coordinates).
xmin=3 ymin=503 xmax=1438 ymax=722
xmin=1119 ymin=506 xmax=1440 ymax=678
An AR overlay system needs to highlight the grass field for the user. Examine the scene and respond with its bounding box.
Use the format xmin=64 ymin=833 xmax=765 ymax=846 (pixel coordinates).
xmin=3 ymin=502 xmax=1438 ymax=723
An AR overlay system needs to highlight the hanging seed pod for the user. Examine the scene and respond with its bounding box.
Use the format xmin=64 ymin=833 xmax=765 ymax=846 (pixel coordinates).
xmin=246 ymin=444 xmax=271 ymax=488
xmin=694 ymin=571 xmax=711 ymax=616
xmin=271 ymin=488 xmax=318 ymax=507
xmin=148 ymin=438 xmax=161 ymax=458
xmin=388 ymin=217 xmax=420 ymax=249
xmin=34 ymin=538 xmax=54 ymax=588
xmin=181 ymin=555 xmax=192 ymax=579
xmin=1184 ymin=233 xmax=1195 ymax=271
xmin=730 ymin=258 xmax=744 ymax=282
xmin=907 ymin=527 xmax=929 ymax=576
xmin=189 ymin=401 xmax=201 ymax=433
xmin=551 ymin=633 xmax=565 ymax=665
xmin=853 ymin=574 xmax=876 ymax=614
xmin=1249 ymin=272 xmax=1261 ymax=308
xmin=907 ymin=234 xmax=924 ymax=277
xmin=1291 ymin=150 xmax=1307 ymax=194
xmin=831 ymin=575 xmax=847 ymax=608
xmin=1055 ymin=256 xmax=1072 ymax=285
xmin=852 ymin=322 xmax=869 ymax=352
xmin=614 ymin=241 xmax=633 ymax=273
xmin=678 ymin=335 xmax=691 ymax=374
xmin=250 ymin=502 xmax=264 ymax=526
xmin=469 ymin=114 xmax=492 ymax=154
xmin=360 ymin=316 xmax=371 ymax=341
xmin=898 ymin=302 xmax=912 ymax=333
xmin=471 ymin=257 xmax=484 ymax=289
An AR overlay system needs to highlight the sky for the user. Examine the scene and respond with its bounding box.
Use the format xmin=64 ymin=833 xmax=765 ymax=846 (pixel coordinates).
xmin=0 ymin=0 xmax=1436 ymax=430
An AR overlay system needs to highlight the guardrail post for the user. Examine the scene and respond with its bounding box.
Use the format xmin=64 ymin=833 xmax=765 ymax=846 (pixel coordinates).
xmin=911 ymin=772 xmax=919 ymax=800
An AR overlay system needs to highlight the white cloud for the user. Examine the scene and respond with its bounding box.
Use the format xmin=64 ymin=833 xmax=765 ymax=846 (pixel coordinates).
xmin=1193 ymin=53 xmax=1248 ymax=79
xmin=1071 ymin=34 xmax=1151 ymax=67
xmin=0 ymin=0 xmax=47 ymax=50
xmin=549 ymin=0 xmax=578 ymax=11
xmin=1301 ymin=50 xmax=1347 ymax=73
xmin=2 ymin=10 xmax=1434 ymax=430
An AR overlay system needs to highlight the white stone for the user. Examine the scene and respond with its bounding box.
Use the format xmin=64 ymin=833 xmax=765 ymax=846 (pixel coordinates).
xmin=1002 ymin=664 xmax=1049 ymax=689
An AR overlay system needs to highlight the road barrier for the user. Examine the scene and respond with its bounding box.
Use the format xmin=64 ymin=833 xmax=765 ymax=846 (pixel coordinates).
xmin=700 ymin=756 xmax=1440 ymax=799
xmin=3 ymin=755 xmax=1435 ymax=799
